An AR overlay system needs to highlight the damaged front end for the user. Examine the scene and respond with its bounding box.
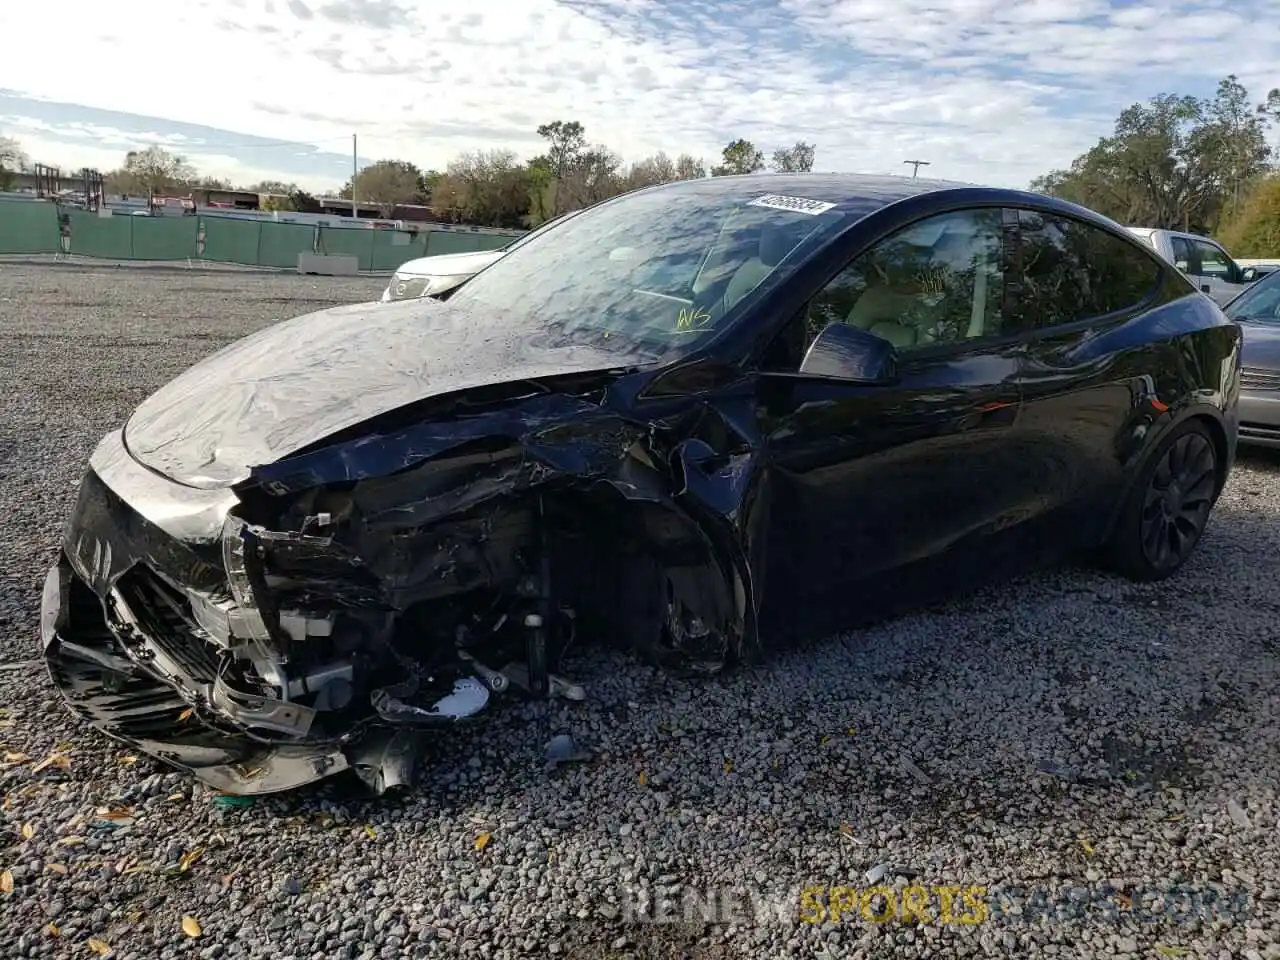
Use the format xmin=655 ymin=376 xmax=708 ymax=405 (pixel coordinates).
xmin=41 ymin=381 xmax=757 ymax=796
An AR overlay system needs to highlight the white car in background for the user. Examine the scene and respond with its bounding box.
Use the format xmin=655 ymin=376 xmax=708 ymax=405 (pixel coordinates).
xmin=380 ymin=249 xmax=507 ymax=302
xmin=381 ymin=211 xmax=579 ymax=303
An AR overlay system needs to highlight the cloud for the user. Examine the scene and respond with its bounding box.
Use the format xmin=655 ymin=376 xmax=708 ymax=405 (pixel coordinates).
xmin=0 ymin=0 xmax=1277 ymax=192
xmin=311 ymin=0 xmax=412 ymax=28
xmin=7 ymin=127 xmax=326 ymax=192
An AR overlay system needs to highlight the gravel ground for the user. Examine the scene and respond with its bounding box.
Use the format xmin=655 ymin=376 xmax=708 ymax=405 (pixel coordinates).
xmin=1 ymin=264 xmax=1279 ymax=960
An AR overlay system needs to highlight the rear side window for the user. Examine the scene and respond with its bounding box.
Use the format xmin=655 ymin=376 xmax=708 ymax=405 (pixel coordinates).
xmin=1012 ymin=210 xmax=1162 ymax=330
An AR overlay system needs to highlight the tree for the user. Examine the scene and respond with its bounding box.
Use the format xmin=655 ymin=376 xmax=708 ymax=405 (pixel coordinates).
xmin=1217 ymin=175 xmax=1280 ymax=257
xmin=532 ymin=120 xmax=593 ymax=217
xmin=438 ymin=149 xmax=531 ymax=228
xmin=1203 ymin=76 xmax=1273 ymax=217
xmin=191 ymin=175 xmax=234 ymax=191
xmin=674 ymin=154 xmax=708 ymax=180
xmin=626 ymin=151 xmax=678 ymax=190
xmin=420 ymin=169 xmax=444 ymax=200
xmin=523 ymin=157 xmax=556 ymax=226
xmin=105 ymin=146 xmax=198 ymax=196
xmin=0 ymin=135 xmax=28 ymax=190
xmin=536 ymin=120 xmax=586 ymax=180
xmin=289 ymin=188 xmax=322 ymax=213
xmin=770 ymin=141 xmax=816 ymax=173
xmin=1031 ymin=76 xmax=1275 ymax=234
xmin=568 ymin=146 xmax=625 ymax=207
xmin=340 ymin=159 xmax=426 ymax=214
xmin=247 ymin=179 xmax=297 ymax=194
xmin=712 ymin=139 xmax=764 ymax=176
xmin=262 ymin=187 xmax=322 ymax=213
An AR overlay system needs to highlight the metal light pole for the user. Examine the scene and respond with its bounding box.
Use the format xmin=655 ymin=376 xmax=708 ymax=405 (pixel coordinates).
xmin=903 ymin=159 xmax=930 ymax=177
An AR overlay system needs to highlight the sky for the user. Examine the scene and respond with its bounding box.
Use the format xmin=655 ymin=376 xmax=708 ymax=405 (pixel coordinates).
xmin=1 ymin=0 xmax=1279 ymax=194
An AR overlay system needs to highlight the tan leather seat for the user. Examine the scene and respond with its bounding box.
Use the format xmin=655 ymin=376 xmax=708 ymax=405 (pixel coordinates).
xmin=843 ymin=227 xmax=986 ymax=347
xmin=846 ymin=285 xmax=917 ymax=330
xmin=867 ymin=320 xmax=919 ymax=348
xmin=722 ymin=221 xmax=808 ymax=314
xmin=847 ymin=286 xmax=941 ymax=347
xmin=722 ymin=259 xmax=773 ymax=313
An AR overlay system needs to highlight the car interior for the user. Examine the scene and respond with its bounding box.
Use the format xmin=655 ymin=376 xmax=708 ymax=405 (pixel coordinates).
xmin=842 ymin=222 xmax=994 ymax=349
xmin=758 ymin=213 xmax=1003 ymax=374
xmin=614 ymin=207 xmax=1004 ymax=366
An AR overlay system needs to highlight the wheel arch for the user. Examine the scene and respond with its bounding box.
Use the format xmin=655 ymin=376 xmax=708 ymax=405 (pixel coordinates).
xmin=1099 ymin=404 xmax=1230 ymax=546
xmin=1193 ymin=410 xmax=1231 ymax=498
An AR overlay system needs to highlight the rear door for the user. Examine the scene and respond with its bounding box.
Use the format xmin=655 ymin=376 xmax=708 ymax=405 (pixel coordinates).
xmin=1007 ymin=207 xmax=1171 ymax=547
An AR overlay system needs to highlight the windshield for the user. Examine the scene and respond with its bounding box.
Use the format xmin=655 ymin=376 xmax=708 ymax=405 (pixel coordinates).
xmin=1225 ymin=271 xmax=1280 ymax=323
xmin=447 ymin=183 xmax=849 ymax=358
xmin=500 ymin=210 xmax=578 ymax=252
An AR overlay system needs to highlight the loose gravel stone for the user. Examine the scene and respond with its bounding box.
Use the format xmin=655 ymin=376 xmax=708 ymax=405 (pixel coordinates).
xmin=1 ymin=263 xmax=1278 ymax=959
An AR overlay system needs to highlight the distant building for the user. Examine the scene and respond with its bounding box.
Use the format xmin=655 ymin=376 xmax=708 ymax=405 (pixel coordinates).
xmin=387 ymin=203 xmax=438 ymax=222
xmin=317 ymin=196 xmax=382 ymax=219
xmin=193 ymin=188 xmax=262 ymax=210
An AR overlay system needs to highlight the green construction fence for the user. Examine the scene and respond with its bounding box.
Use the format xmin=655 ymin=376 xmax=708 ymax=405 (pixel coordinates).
xmin=0 ymin=198 xmax=520 ymax=270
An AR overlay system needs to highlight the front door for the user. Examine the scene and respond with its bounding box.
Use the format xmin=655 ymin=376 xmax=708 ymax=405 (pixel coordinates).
xmin=1188 ymin=238 xmax=1248 ymax=306
xmin=753 ymin=206 xmax=1031 ymax=641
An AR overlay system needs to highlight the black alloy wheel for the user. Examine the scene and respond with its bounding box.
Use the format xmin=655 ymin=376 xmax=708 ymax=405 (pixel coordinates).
xmin=1106 ymin=420 xmax=1219 ymax=582
xmin=1140 ymin=429 xmax=1217 ymax=572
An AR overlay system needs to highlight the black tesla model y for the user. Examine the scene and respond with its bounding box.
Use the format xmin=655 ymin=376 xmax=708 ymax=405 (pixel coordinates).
xmin=41 ymin=174 xmax=1241 ymax=795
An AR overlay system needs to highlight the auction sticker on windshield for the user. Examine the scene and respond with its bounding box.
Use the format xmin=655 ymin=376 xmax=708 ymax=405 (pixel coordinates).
xmin=747 ymin=194 xmax=837 ymax=216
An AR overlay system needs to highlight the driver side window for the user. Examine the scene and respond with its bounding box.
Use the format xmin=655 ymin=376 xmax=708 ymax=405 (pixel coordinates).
xmin=1193 ymin=240 xmax=1231 ymax=278
xmin=807 ymin=208 xmax=1007 ymax=353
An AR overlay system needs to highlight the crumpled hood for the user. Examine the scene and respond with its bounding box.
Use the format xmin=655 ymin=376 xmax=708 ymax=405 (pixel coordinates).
xmin=124 ymin=296 xmax=643 ymax=490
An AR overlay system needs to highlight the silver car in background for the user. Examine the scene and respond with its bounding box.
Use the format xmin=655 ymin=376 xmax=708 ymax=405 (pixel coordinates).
xmin=1225 ymin=269 xmax=1280 ymax=447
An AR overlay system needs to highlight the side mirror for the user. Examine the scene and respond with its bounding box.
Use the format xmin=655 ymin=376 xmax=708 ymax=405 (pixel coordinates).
xmin=1200 ymin=283 xmax=1212 ymax=294
xmin=799 ymin=322 xmax=897 ymax=382
xmin=1241 ymin=267 xmax=1259 ymax=283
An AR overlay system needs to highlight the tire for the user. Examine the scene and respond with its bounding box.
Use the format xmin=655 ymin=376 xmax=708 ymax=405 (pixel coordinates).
xmin=617 ymin=550 xmax=735 ymax=677
xmin=1103 ymin=419 xmax=1220 ymax=582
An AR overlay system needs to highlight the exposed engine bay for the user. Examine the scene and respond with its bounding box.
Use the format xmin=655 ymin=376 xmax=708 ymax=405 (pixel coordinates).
xmin=44 ymin=373 xmax=758 ymax=796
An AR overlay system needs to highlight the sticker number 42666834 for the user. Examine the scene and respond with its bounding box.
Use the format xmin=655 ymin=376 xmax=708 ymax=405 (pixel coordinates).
xmin=746 ymin=194 xmax=837 ymax=216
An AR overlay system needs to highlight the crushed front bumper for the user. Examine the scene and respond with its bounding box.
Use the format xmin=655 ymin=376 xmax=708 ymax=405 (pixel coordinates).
xmin=37 ymin=431 xmax=444 ymax=795
xmin=40 ymin=557 xmax=428 ymax=795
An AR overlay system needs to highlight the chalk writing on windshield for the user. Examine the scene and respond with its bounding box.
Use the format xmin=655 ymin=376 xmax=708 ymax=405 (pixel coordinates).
xmin=675 ymin=306 xmax=713 ymax=331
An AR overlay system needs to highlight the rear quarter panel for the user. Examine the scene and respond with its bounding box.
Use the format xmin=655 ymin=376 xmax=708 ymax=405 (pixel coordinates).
xmin=1015 ymin=280 xmax=1239 ymax=551
xmin=1094 ymin=291 xmax=1241 ymax=539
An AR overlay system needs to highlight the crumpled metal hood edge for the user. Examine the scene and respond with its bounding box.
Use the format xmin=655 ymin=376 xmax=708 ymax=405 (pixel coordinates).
xmin=124 ymin=296 xmax=652 ymax=490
